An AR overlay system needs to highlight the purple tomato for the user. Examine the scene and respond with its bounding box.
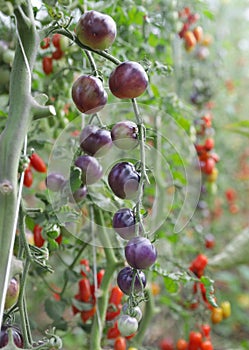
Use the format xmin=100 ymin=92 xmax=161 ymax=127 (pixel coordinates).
xmin=45 ymin=173 xmax=65 ymax=192
xmin=117 ymin=266 xmax=146 ymax=295
xmin=125 ymin=236 xmax=157 ymax=269
xmin=74 ymin=155 xmax=103 ymax=185
xmin=111 ymin=121 xmax=138 ymax=150
xmin=108 ymin=162 xmax=140 ymax=200
xmin=112 ymin=208 xmax=136 ymax=240
xmin=0 ymin=325 xmax=23 ymax=348
xmin=79 ymin=125 xmax=112 ymax=157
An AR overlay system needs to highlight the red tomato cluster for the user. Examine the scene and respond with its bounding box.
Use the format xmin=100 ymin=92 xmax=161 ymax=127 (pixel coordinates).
xmin=159 ymin=326 xmax=214 ymax=350
xmin=40 ymin=34 xmax=65 ymax=75
xmin=33 ymin=224 xmax=62 ymax=248
xmin=225 ymin=188 xmax=239 ymax=214
xmin=178 ymin=7 xmax=212 ymax=57
xmin=194 ymin=114 xmax=219 ymax=179
xmin=189 ymin=254 xmax=208 ymax=278
xmin=24 ymin=153 xmax=47 ymax=188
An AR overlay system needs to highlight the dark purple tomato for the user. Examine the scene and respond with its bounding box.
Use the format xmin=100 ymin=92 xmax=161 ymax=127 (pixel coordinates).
xmin=125 ymin=236 xmax=157 ymax=269
xmin=45 ymin=173 xmax=65 ymax=192
xmin=80 ymin=125 xmax=112 ymax=157
xmin=108 ymin=162 xmax=140 ymax=200
xmin=109 ymin=61 xmax=148 ymax=99
xmin=111 ymin=121 xmax=138 ymax=150
xmin=72 ymin=186 xmax=87 ymax=202
xmin=0 ymin=325 xmax=23 ymax=348
xmin=71 ymin=75 xmax=107 ymax=114
xmin=75 ymin=10 xmax=117 ymax=50
xmin=74 ymin=155 xmax=103 ymax=185
xmin=117 ymin=266 xmax=146 ymax=295
xmin=112 ymin=208 xmax=136 ymax=240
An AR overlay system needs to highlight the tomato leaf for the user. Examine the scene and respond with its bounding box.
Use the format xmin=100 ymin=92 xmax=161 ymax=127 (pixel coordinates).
xmin=44 ymin=298 xmax=66 ymax=321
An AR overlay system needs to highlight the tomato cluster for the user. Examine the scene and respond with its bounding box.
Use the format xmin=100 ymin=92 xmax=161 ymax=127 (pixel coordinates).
xmin=40 ymin=33 xmax=67 ymax=75
xmin=23 ymin=152 xmax=47 ymax=188
xmin=178 ymin=7 xmax=211 ymax=58
xmin=225 ymin=187 xmax=239 ymax=214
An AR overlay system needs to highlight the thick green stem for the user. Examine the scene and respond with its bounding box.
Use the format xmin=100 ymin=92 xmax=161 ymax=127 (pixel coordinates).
xmin=90 ymin=208 xmax=119 ymax=350
xmin=0 ymin=1 xmax=52 ymax=328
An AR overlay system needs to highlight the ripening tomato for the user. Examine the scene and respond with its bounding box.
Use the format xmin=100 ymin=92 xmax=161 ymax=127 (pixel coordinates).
xmin=193 ymin=26 xmax=203 ymax=42
xmin=176 ymin=338 xmax=188 ymax=350
xmin=79 ymin=278 xmax=91 ymax=302
xmin=40 ymin=37 xmax=50 ymax=49
xmin=221 ymin=301 xmax=231 ymax=318
xmin=109 ymin=286 xmax=123 ymax=306
xmin=114 ymin=336 xmax=127 ymax=350
xmin=106 ymin=303 xmax=122 ymax=321
xmin=207 ymin=168 xmax=218 ymax=183
xmin=23 ymin=166 xmax=33 ymax=187
xmin=42 ymin=56 xmax=53 ymax=75
xmin=33 ymin=224 xmax=45 ymax=247
xmin=30 ymin=153 xmax=47 ymax=173
xmin=52 ymin=33 xmax=62 ymax=49
xmin=201 ymin=340 xmax=213 ymax=350
xmin=211 ymin=307 xmax=223 ymax=324
xmin=184 ymin=31 xmax=197 ymax=51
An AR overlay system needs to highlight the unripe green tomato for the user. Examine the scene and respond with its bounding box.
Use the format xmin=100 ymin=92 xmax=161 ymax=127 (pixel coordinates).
xmin=59 ymin=36 xmax=70 ymax=51
xmin=4 ymin=278 xmax=19 ymax=310
xmin=117 ymin=314 xmax=138 ymax=337
xmin=3 ymin=49 xmax=15 ymax=66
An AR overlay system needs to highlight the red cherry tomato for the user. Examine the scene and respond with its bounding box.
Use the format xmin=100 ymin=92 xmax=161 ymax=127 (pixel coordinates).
xmin=107 ymin=321 xmax=121 ymax=339
xmin=52 ymin=34 xmax=61 ymax=49
xmin=189 ymin=331 xmax=202 ymax=348
xmin=52 ymin=48 xmax=64 ymax=60
xmin=204 ymin=138 xmax=215 ymax=151
xmin=201 ymin=340 xmax=213 ymax=350
xmin=97 ymin=269 xmax=105 ymax=287
xmin=201 ymin=324 xmax=211 ymax=338
xmin=80 ymin=305 xmax=96 ymax=323
xmin=42 ymin=56 xmax=53 ymax=75
xmin=80 ymin=259 xmax=91 ymax=277
xmin=23 ymin=166 xmax=33 ymax=187
xmin=30 ymin=153 xmax=47 ymax=173
xmin=176 ymin=338 xmax=188 ymax=350
xmin=55 ymin=234 xmax=62 ymax=244
xmin=106 ymin=303 xmax=122 ymax=321
xmin=114 ymin=336 xmax=126 ymax=350
xmin=79 ymin=278 xmax=91 ymax=302
xmin=40 ymin=37 xmax=50 ymax=49
xmin=33 ymin=224 xmax=45 ymax=248
xmin=159 ymin=337 xmax=174 ymax=350
xmin=109 ymin=286 xmax=123 ymax=306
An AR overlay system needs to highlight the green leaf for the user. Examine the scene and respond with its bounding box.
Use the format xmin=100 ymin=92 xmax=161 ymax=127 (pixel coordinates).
xmin=202 ymin=9 xmax=215 ymax=20
xmin=200 ymin=276 xmax=218 ymax=308
xmin=70 ymin=167 xmax=82 ymax=193
xmin=164 ymin=276 xmax=178 ymax=293
xmin=44 ymin=298 xmax=66 ymax=321
xmin=225 ymin=120 xmax=249 ymax=137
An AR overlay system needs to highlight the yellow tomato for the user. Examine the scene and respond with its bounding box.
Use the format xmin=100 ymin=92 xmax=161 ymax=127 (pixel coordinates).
xmin=211 ymin=307 xmax=223 ymax=324
xmin=221 ymin=301 xmax=231 ymax=318
xmin=151 ymin=282 xmax=161 ymax=296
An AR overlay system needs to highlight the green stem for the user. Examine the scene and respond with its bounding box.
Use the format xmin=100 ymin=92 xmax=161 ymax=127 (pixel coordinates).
xmin=90 ymin=207 xmax=119 ymax=350
xmin=0 ymin=2 xmax=39 ymax=328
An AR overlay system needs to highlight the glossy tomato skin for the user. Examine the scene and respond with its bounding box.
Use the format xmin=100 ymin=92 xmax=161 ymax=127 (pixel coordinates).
xmin=109 ymin=61 xmax=148 ymax=99
xmin=75 ymin=10 xmax=117 ymax=50
xmin=159 ymin=337 xmax=174 ymax=350
xmin=78 ymin=278 xmax=91 ymax=302
xmin=117 ymin=314 xmax=138 ymax=337
xmin=114 ymin=336 xmax=127 ymax=350
xmin=112 ymin=208 xmax=136 ymax=240
xmin=72 ymin=75 xmax=107 ymax=114
xmin=201 ymin=340 xmax=213 ymax=350
xmin=74 ymin=155 xmax=103 ymax=185
xmin=23 ymin=166 xmax=33 ymax=187
xmin=33 ymin=224 xmax=45 ymax=248
xmin=176 ymin=338 xmax=188 ymax=350
xmin=117 ymin=266 xmax=146 ymax=295
xmin=45 ymin=172 xmax=65 ymax=192
xmin=42 ymin=56 xmax=53 ymax=75
xmin=108 ymin=162 xmax=140 ymax=199
xmin=109 ymin=286 xmax=123 ymax=306
xmin=79 ymin=125 xmax=112 ymax=157
xmin=111 ymin=121 xmax=139 ymax=150
xmin=30 ymin=153 xmax=47 ymax=173
xmin=72 ymin=186 xmax=87 ymax=202
xmin=125 ymin=237 xmax=157 ymax=269
xmin=0 ymin=325 xmax=23 ymax=348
